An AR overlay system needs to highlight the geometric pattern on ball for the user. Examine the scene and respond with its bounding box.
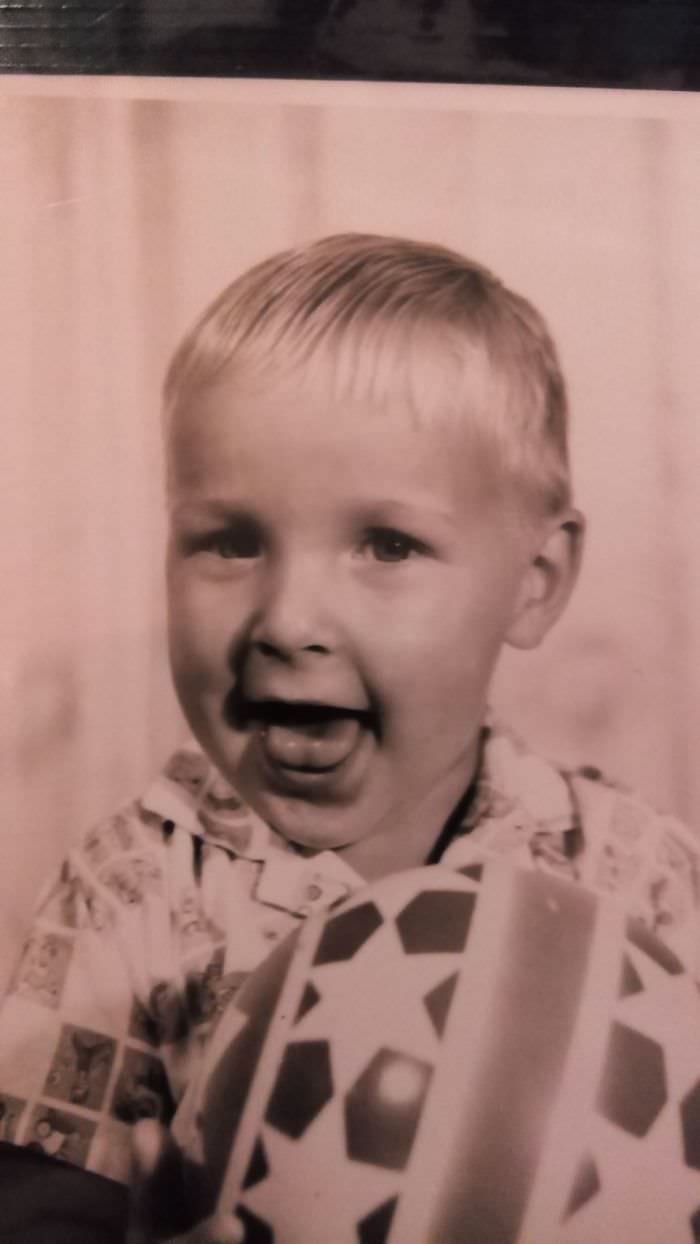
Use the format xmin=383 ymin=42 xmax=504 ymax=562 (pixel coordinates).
xmin=190 ymin=928 xmax=302 ymax=1221
xmin=242 ymin=1137 xmax=269 ymax=1190
xmin=395 ymin=890 xmax=476 ymax=954
xmin=235 ymin=1205 xmax=274 ymax=1243
xmin=423 ymin=972 xmax=459 ymax=1038
xmin=293 ymin=981 xmax=321 ymax=1024
xmin=265 ymin=1040 xmax=333 ymax=1138
xmin=562 ymin=1153 xmax=601 ymax=1219
xmin=681 ymin=1080 xmax=700 ymax=1170
xmin=625 ymin=917 xmax=685 ymax=975
xmin=225 ymin=870 xmax=484 ymax=1242
xmin=344 ymin=1047 xmax=433 ymax=1169
xmin=180 ymin=862 xmax=700 ymax=1243
xmin=618 ymin=954 xmax=645 ymax=998
xmin=558 ymin=921 xmax=700 ymax=1244
xmin=595 ymin=1021 xmax=667 ymax=1137
xmin=240 ymin=1119 xmax=399 ymax=1244
xmin=357 ymin=1195 xmax=399 ymax=1244
xmin=312 ymin=902 xmax=384 ymax=966
xmin=457 ymin=862 xmax=484 ymax=882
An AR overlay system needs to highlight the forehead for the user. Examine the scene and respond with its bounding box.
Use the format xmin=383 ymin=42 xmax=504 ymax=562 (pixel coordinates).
xmin=166 ymin=363 xmax=523 ymax=546
xmin=168 ymin=327 xmax=502 ymax=455
xmin=169 ymin=358 xmax=489 ymax=483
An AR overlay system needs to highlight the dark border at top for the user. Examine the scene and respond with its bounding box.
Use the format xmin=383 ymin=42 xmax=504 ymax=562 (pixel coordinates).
xmin=0 ymin=1 xmax=698 ymax=90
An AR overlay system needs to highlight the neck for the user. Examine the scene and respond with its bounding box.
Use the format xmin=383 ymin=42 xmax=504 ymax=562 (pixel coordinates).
xmin=337 ymin=731 xmax=484 ymax=882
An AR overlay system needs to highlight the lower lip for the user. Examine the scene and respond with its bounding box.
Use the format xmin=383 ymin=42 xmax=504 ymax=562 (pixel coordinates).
xmin=251 ymin=721 xmax=372 ymax=796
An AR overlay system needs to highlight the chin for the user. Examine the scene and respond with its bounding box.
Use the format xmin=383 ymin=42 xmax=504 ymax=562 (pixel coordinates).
xmin=248 ymin=792 xmax=353 ymax=853
xmin=268 ymin=809 xmax=356 ymax=855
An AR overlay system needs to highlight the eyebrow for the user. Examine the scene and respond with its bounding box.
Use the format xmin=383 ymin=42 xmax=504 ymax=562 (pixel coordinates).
xmin=170 ymin=496 xmax=460 ymax=529
xmin=356 ymin=499 xmax=459 ymax=527
xmin=169 ymin=499 xmax=254 ymax=524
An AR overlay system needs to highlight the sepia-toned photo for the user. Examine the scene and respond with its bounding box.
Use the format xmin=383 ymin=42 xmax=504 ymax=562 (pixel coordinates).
xmin=1 ymin=75 xmax=700 ymax=1241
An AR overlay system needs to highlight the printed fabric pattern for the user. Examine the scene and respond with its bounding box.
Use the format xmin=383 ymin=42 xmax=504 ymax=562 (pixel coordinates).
xmin=0 ymin=721 xmax=697 ymax=1183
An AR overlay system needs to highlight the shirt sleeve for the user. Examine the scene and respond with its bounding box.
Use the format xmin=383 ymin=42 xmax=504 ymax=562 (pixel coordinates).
xmin=0 ymin=806 xmax=179 ymax=1186
xmin=569 ymin=775 xmax=700 ymax=978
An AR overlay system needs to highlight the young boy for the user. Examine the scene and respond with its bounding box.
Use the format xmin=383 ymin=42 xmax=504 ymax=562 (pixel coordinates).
xmin=1 ymin=234 xmax=699 ymax=1239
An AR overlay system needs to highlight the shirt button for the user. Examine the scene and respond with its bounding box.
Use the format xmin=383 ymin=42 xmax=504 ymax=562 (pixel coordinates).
xmin=306 ymin=883 xmax=323 ymax=902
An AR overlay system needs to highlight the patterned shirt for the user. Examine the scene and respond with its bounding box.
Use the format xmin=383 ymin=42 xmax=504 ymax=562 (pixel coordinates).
xmin=0 ymin=720 xmax=698 ymax=1185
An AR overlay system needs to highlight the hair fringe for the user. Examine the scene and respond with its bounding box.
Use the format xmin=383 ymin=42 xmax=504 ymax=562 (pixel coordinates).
xmin=164 ymin=234 xmax=571 ymax=516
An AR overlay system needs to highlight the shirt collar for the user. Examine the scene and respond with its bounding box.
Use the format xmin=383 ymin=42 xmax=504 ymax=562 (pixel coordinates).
xmin=141 ymin=721 xmax=576 ymax=910
xmin=140 ymin=744 xmax=365 ymax=913
xmin=442 ymin=718 xmax=578 ymax=872
xmin=458 ymin=718 xmax=573 ymax=834
xmin=141 ymin=745 xmax=290 ymax=861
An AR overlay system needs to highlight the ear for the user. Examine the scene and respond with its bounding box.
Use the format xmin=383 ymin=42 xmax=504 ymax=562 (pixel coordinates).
xmin=506 ymin=508 xmax=585 ymax=651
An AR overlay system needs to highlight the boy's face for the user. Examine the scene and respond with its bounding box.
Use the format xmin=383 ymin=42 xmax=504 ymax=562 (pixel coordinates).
xmin=167 ymin=363 xmax=536 ymax=878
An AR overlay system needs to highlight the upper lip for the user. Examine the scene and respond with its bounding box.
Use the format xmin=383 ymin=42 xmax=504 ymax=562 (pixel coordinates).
xmin=240 ymin=674 xmax=370 ymax=713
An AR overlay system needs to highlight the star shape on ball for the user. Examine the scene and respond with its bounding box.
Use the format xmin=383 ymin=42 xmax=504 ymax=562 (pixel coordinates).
xmin=239 ymin=1112 xmax=399 ymax=1244
xmin=560 ymin=1111 xmax=700 ymax=1244
xmin=292 ymin=922 xmax=461 ymax=1094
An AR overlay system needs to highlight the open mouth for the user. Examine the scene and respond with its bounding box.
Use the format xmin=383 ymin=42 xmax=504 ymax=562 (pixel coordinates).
xmin=231 ymin=697 xmax=376 ymax=774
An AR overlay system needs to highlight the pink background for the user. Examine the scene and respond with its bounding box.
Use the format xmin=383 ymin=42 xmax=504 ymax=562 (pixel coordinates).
xmin=2 ymin=78 xmax=700 ymax=987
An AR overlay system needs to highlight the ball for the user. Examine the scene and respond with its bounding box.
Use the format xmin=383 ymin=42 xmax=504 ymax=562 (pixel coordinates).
xmin=176 ymin=860 xmax=700 ymax=1243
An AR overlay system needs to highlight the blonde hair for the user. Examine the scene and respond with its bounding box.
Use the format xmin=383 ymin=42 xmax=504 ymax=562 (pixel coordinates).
xmin=164 ymin=234 xmax=571 ymax=516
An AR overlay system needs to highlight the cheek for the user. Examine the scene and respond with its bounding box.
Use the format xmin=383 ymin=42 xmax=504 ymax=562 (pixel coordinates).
xmin=167 ymin=618 xmax=228 ymax=742
xmin=166 ymin=578 xmax=231 ymax=683
xmin=386 ymin=582 xmax=514 ymax=699
xmin=402 ymin=586 xmax=498 ymax=656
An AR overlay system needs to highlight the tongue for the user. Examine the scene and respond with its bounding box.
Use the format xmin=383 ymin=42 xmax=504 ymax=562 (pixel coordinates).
xmin=262 ymin=716 xmax=362 ymax=771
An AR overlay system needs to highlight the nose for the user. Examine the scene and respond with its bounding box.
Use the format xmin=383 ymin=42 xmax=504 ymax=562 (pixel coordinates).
xmin=250 ymin=555 xmax=335 ymax=661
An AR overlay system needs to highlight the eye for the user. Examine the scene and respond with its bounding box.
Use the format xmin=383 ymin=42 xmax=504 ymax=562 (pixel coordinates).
xmin=197 ymin=519 xmax=261 ymax=560
xmin=361 ymin=527 xmax=428 ymax=563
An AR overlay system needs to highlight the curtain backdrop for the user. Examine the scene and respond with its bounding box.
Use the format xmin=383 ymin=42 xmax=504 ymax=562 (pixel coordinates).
xmin=2 ymin=79 xmax=700 ymax=987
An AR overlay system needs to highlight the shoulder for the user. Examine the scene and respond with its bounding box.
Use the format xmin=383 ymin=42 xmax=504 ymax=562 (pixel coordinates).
xmin=52 ymin=746 xmax=216 ymax=919
xmin=71 ymin=742 xmax=256 ymax=867
xmin=470 ymin=720 xmax=700 ymax=965
xmin=567 ymin=765 xmax=700 ymax=950
xmin=59 ymin=745 xmax=277 ymax=952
